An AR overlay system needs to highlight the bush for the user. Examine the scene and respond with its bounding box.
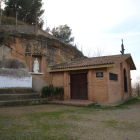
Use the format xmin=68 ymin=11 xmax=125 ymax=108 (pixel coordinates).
xmin=42 ymin=85 xmax=64 ymax=97
xmin=57 ymin=86 xmax=64 ymax=94
xmin=2 ymin=15 xmax=28 ymax=25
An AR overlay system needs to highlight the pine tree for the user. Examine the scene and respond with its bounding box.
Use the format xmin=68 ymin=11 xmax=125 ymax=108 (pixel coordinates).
xmin=4 ymin=0 xmax=44 ymax=28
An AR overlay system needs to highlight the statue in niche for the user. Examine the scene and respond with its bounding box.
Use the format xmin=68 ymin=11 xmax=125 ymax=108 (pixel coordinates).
xmin=33 ymin=58 xmax=39 ymax=73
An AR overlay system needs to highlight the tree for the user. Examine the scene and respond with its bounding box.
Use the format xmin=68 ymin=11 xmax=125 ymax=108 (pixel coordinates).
xmin=4 ymin=0 xmax=44 ymax=28
xmin=51 ymin=24 xmax=74 ymax=44
xmin=132 ymin=76 xmax=140 ymax=97
xmin=45 ymin=27 xmax=51 ymax=33
xmin=86 ymin=45 xmax=111 ymax=58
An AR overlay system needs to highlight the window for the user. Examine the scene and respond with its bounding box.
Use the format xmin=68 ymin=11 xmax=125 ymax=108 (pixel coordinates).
xmin=109 ymin=73 xmax=117 ymax=81
xmin=124 ymin=68 xmax=128 ymax=92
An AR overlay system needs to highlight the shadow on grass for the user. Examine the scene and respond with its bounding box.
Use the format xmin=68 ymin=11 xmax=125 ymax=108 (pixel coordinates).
xmin=117 ymin=97 xmax=140 ymax=107
xmin=78 ymin=97 xmax=140 ymax=110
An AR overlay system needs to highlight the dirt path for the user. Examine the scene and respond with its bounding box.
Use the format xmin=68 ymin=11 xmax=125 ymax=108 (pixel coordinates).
xmin=0 ymin=101 xmax=140 ymax=140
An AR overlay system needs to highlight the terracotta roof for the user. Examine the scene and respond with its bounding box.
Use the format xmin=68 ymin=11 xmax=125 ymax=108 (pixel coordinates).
xmin=52 ymin=54 xmax=133 ymax=70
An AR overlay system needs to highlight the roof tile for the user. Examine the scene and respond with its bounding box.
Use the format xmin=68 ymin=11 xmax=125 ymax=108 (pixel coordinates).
xmin=52 ymin=54 xmax=131 ymax=70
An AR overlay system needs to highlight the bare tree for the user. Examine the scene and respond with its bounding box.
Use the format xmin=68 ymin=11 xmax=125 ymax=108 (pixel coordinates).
xmin=86 ymin=45 xmax=111 ymax=58
xmin=132 ymin=76 xmax=140 ymax=97
xmin=86 ymin=48 xmax=91 ymax=57
xmin=92 ymin=45 xmax=106 ymax=57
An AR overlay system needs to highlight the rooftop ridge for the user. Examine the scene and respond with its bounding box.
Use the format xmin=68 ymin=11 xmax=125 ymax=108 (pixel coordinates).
xmin=50 ymin=53 xmax=133 ymax=70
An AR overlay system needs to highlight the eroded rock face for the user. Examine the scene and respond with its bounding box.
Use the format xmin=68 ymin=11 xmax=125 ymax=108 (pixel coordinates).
xmin=0 ymin=33 xmax=84 ymax=91
xmin=0 ymin=44 xmax=28 ymax=69
xmin=0 ymin=34 xmax=84 ymax=68
xmin=1 ymin=57 xmax=28 ymax=69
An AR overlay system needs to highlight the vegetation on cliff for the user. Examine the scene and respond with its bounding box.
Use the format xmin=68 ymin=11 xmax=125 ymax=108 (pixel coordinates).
xmin=1 ymin=15 xmax=28 ymax=25
xmin=49 ymin=24 xmax=74 ymax=44
xmin=4 ymin=0 xmax=44 ymax=28
xmin=0 ymin=31 xmax=84 ymax=59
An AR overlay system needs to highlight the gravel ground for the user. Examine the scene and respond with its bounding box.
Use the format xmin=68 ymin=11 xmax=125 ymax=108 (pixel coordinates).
xmin=0 ymin=100 xmax=140 ymax=140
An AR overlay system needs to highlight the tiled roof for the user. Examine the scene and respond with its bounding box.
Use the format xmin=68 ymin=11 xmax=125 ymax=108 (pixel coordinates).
xmin=52 ymin=54 xmax=131 ymax=70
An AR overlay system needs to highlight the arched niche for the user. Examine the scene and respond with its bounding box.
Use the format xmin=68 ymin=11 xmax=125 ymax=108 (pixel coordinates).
xmin=26 ymin=52 xmax=45 ymax=75
xmin=124 ymin=68 xmax=128 ymax=92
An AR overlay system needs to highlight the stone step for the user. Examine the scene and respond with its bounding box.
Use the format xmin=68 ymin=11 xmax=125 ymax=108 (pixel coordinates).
xmin=49 ymin=100 xmax=95 ymax=106
xmin=0 ymin=88 xmax=35 ymax=94
xmin=0 ymin=98 xmax=48 ymax=107
xmin=0 ymin=93 xmax=41 ymax=101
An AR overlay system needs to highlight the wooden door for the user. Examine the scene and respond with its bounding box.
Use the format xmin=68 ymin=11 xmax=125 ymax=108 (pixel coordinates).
xmin=70 ymin=74 xmax=88 ymax=100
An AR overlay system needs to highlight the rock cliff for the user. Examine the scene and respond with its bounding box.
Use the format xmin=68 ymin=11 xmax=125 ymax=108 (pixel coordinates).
xmin=0 ymin=31 xmax=85 ymax=91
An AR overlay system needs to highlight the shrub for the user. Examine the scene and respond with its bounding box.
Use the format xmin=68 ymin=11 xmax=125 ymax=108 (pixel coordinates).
xmin=42 ymin=85 xmax=64 ymax=97
xmin=58 ymin=86 xmax=64 ymax=94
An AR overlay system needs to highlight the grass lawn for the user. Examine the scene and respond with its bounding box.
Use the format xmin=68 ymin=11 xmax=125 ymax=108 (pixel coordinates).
xmin=0 ymin=97 xmax=140 ymax=140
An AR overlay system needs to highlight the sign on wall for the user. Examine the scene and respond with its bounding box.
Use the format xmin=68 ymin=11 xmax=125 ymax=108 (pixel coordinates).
xmin=96 ymin=72 xmax=103 ymax=77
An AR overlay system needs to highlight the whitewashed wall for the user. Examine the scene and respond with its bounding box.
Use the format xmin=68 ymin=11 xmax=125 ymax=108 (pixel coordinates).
xmin=0 ymin=76 xmax=32 ymax=88
xmin=0 ymin=68 xmax=32 ymax=88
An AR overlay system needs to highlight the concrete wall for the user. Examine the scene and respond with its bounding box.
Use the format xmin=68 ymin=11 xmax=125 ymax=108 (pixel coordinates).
xmin=0 ymin=68 xmax=32 ymax=88
xmin=37 ymin=29 xmax=55 ymax=39
xmin=32 ymin=75 xmax=49 ymax=93
xmin=0 ymin=25 xmax=54 ymax=39
xmin=0 ymin=25 xmax=35 ymax=34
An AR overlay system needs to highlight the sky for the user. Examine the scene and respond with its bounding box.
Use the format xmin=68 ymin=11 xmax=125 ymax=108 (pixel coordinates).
xmin=42 ymin=0 xmax=140 ymax=83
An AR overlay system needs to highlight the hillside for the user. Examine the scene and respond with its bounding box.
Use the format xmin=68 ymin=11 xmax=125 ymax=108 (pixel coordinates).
xmin=1 ymin=16 xmax=28 ymax=25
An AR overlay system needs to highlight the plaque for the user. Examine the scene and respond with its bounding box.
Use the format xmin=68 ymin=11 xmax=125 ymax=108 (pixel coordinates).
xmin=96 ymin=72 xmax=103 ymax=77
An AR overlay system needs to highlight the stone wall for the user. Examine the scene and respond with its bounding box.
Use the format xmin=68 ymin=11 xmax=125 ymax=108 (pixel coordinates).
xmin=0 ymin=25 xmax=55 ymax=39
xmin=0 ymin=25 xmax=35 ymax=34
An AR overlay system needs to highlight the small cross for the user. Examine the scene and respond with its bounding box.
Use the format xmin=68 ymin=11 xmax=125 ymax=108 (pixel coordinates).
xmin=120 ymin=39 xmax=125 ymax=54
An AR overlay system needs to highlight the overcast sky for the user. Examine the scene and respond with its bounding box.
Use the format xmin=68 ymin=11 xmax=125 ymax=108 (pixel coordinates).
xmin=41 ymin=0 xmax=140 ymax=82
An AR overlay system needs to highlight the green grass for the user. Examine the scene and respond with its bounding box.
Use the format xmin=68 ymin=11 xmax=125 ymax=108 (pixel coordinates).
xmin=102 ymin=120 xmax=119 ymax=127
xmin=102 ymin=120 xmax=137 ymax=130
xmin=0 ymin=110 xmax=80 ymax=140
xmin=85 ymin=104 xmax=119 ymax=109
xmin=118 ymin=97 xmax=140 ymax=107
xmin=2 ymin=15 xmax=28 ymax=25
xmin=68 ymin=115 xmax=82 ymax=121
xmin=84 ymin=97 xmax=140 ymax=109
xmin=0 ymin=98 xmax=140 ymax=139
xmin=0 ymin=107 xmax=99 ymax=139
